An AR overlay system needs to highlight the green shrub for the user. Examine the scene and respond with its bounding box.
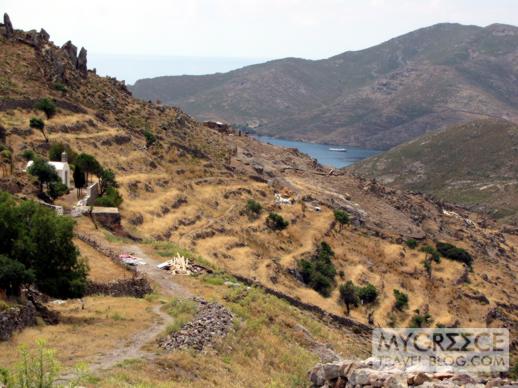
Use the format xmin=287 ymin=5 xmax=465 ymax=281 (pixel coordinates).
xmin=144 ymin=130 xmax=157 ymax=147
xmin=298 ymin=242 xmax=336 ymax=297
xmin=266 ymin=212 xmax=289 ymax=230
xmin=393 ymin=289 xmax=409 ymax=311
xmin=0 ymin=192 xmax=87 ymax=298
xmin=409 ymin=310 xmax=433 ymax=328
xmin=339 ymin=281 xmax=359 ymax=313
xmin=165 ymin=297 xmax=198 ymax=334
xmin=53 ymin=82 xmax=67 ymax=92
xmin=21 ymin=149 xmax=35 ymax=161
xmin=436 ymin=242 xmax=473 ymax=267
xmin=95 ymin=187 xmax=123 ymax=207
xmin=48 ymin=181 xmax=68 ymax=199
xmin=245 ymin=199 xmax=262 ymax=217
xmin=334 ymin=209 xmax=350 ymax=228
xmin=35 ymin=98 xmax=57 ymax=119
xmin=29 ymin=117 xmax=44 ymax=130
xmin=405 ymin=239 xmax=418 ymax=249
xmin=357 ymin=283 xmax=378 ymax=304
xmin=420 ymin=245 xmax=441 ymax=263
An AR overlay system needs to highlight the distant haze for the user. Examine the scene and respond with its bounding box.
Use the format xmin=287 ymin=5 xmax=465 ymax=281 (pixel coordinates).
xmin=3 ymin=0 xmax=518 ymax=82
xmin=89 ymin=54 xmax=270 ymax=84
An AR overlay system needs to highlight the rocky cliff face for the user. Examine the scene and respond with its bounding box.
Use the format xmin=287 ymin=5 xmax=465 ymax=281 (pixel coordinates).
xmin=130 ymin=23 xmax=518 ymax=149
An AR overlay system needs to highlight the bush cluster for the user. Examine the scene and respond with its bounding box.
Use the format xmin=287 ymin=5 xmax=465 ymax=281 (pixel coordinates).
xmin=298 ymin=242 xmax=336 ymax=297
xmin=245 ymin=199 xmax=262 ymax=217
xmin=393 ymin=289 xmax=409 ymax=310
xmin=436 ymin=242 xmax=473 ymax=267
xmin=266 ymin=212 xmax=288 ymax=230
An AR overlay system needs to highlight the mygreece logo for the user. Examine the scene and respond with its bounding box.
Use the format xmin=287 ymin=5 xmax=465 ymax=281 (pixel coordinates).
xmin=372 ymin=328 xmax=509 ymax=373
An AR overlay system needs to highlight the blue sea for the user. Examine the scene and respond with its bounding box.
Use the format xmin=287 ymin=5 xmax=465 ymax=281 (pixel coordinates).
xmin=254 ymin=135 xmax=380 ymax=168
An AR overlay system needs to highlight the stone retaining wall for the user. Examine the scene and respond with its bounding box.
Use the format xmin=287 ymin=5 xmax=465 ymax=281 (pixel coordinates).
xmin=309 ymin=359 xmax=518 ymax=388
xmin=0 ymin=303 xmax=37 ymax=341
xmin=85 ymin=278 xmax=152 ymax=298
xmin=231 ymin=273 xmax=372 ymax=336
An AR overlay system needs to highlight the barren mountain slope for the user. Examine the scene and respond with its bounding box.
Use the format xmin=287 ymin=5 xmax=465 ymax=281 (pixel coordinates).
xmin=131 ymin=23 xmax=518 ymax=149
xmin=1 ymin=22 xmax=517 ymax=344
xmin=352 ymin=118 xmax=518 ymax=224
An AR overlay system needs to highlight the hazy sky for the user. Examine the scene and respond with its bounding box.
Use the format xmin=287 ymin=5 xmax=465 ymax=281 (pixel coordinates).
xmin=4 ymin=0 xmax=518 ymax=82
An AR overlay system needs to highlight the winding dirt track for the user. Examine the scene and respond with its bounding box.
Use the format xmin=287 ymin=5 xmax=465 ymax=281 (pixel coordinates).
xmin=60 ymin=243 xmax=191 ymax=380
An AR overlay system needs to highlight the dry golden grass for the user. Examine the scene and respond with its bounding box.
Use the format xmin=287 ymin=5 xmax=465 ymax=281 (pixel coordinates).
xmin=95 ymin=274 xmax=370 ymax=387
xmin=74 ymin=238 xmax=132 ymax=283
xmin=0 ymin=296 xmax=156 ymax=369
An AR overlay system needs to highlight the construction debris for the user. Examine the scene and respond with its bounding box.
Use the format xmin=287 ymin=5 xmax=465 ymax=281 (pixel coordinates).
xmin=118 ymin=253 xmax=146 ymax=266
xmin=157 ymin=254 xmax=209 ymax=275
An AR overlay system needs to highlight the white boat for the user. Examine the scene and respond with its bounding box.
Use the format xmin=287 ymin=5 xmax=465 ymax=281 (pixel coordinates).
xmin=329 ymin=147 xmax=347 ymax=152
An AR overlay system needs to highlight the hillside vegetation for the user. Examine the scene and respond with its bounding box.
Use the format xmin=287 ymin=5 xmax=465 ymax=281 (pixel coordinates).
xmin=352 ymin=119 xmax=518 ymax=223
xmin=131 ymin=23 xmax=518 ymax=149
xmin=0 ymin=16 xmax=517 ymax=385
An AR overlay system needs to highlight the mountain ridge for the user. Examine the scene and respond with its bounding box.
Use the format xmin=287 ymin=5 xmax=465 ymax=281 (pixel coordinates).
xmin=131 ymin=22 xmax=518 ymax=149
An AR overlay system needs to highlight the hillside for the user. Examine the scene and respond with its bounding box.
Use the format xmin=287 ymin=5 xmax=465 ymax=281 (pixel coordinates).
xmin=351 ymin=119 xmax=518 ymax=223
xmin=1 ymin=15 xmax=517 ymax=384
xmin=130 ymin=23 xmax=518 ymax=149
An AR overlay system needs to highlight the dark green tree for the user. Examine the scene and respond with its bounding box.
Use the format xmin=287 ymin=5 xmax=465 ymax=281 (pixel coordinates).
xmin=357 ymin=283 xmax=379 ymax=304
xmin=298 ymin=242 xmax=336 ymax=297
xmin=0 ymin=192 xmax=87 ymax=297
xmin=266 ymin=212 xmax=289 ymax=230
xmin=73 ymin=165 xmax=86 ymax=198
xmin=35 ymin=98 xmax=56 ymax=119
xmin=74 ymin=153 xmax=101 ymax=184
xmin=97 ymin=168 xmax=118 ymax=196
xmin=27 ymin=158 xmax=59 ymax=193
xmin=29 ymin=117 xmax=47 ymax=143
xmin=339 ymin=281 xmax=359 ymax=314
xmin=0 ymin=255 xmax=35 ymax=296
xmin=334 ymin=209 xmax=350 ymax=231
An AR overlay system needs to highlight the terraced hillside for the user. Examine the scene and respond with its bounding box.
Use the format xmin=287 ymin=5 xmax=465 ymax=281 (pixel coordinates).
xmin=0 ymin=17 xmax=517 ymax=382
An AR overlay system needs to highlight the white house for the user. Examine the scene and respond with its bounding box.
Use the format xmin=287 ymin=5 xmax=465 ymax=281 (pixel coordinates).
xmin=25 ymin=151 xmax=72 ymax=188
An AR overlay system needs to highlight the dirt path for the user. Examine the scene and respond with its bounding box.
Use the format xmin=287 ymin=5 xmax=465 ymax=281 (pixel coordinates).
xmin=61 ymin=243 xmax=191 ymax=380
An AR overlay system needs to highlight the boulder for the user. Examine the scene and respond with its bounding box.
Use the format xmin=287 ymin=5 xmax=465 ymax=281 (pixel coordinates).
xmin=61 ymin=40 xmax=78 ymax=67
xmin=77 ymin=47 xmax=87 ymax=77
xmin=3 ymin=13 xmax=13 ymax=38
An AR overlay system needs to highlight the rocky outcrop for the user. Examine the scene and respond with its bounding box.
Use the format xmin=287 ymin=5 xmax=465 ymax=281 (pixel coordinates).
xmin=159 ymin=298 xmax=233 ymax=351
xmin=309 ymin=359 xmax=518 ymax=388
xmin=77 ymin=47 xmax=87 ymax=77
xmin=3 ymin=13 xmax=13 ymax=38
xmin=0 ymin=303 xmax=37 ymax=341
xmin=61 ymin=40 xmax=78 ymax=67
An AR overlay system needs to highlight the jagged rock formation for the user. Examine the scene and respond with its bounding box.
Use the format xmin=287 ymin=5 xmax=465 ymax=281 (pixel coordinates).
xmin=61 ymin=40 xmax=78 ymax=67
xmin=3 ymin=13 xmax=13 ymax=38
xmin=309 ymin=359 xmax=518 ymax=387
xmin=77 ymin=47 xmax=87 ymax=77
